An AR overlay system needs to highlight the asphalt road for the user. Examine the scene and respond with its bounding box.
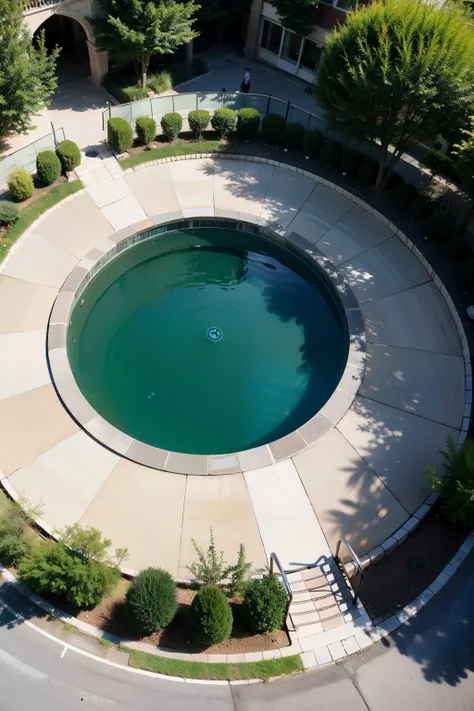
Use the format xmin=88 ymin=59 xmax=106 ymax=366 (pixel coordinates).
xmin=0 ymin=551 xmax=473 ymax=711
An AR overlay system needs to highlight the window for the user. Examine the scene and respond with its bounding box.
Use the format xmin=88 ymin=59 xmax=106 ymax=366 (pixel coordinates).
xmin=281 ymin=31 xmax=302 ymax=65
xmin=260 ymin=19 xmax=283 ymax=55
xmin=299 ymin=39 xmax=322 ymax=71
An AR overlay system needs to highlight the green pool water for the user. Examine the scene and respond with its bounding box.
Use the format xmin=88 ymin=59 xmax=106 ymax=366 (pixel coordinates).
xmin=67 ymin=226 xmax=348 ymax=455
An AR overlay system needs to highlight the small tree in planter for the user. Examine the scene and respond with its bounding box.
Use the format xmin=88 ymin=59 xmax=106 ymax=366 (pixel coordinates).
xmin=7 ymin=166 xmax=34 ymax=201
xmin=427 ymin=435 xmax=474 ymax=527
xmin=135 ymin=116 xmax=157 ymax=146
xmin=56 ymin=140 xmax=81 ymax=172
xmin=36 ymin=150 xmax=61 ymax=185
xmin=243 ymin=574 xmax=288 ymax=633
xmin=126 ymin=567 xmax=177 ymax=634
xmin=211 ymin=108 xmax=236 ymax=138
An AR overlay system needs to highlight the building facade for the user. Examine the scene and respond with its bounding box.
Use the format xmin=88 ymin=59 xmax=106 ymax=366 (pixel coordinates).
xmin=245 ymin=0 xmax=350 ymax=84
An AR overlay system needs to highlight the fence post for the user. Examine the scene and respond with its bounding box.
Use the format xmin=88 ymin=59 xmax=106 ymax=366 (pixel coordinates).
xmin=266 ymin=94 xmax=271 ymax=115
xmin=108 ymin=103 xmax=112 ymax=119
xmin=172 ymin=94 xmax=175 ymax=112
xmin=150 ymin=98 xmax=153 ymax=118
xmin=196 ymin=93 xmax=198 ymax=110
xmin=284 ymin=100 xmax=290 ymax=122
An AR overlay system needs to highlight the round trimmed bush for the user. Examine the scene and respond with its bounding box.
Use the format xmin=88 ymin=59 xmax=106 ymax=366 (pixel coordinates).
xmin=126 ymin=567 xmax=177 ymax=634
xmin=188 ymin=109 xmax=210 ymax=140
xmin=243 ymin=574 xmax=288 ymax=634
xmin=408 ymin=195 xmax=433 ymax=220
xmin=189 ymin=585 xmax=233 ymax=646
xmin=7 ymin=167 xmax=34 ymax=202
xmin=391 ymin=182 xmax=418 ymax=208
xmin=56 ymin=140 xmax=81 ymax=172
xmin=282 ymin=122 xmax=304 ymax=149
xmin=425 ymin=211 xmax=458 ymax=243
xmin=0 ymin=201 xmax=19 ymax=227
xmin=341 ymin=149 xmax=364 ymax=176
xmin=445 ymin=236 xmax=470 ymax=261
xmin=302 ymin=129 xmax=324 ymax=157
xmin=211 ymin=108 xmax=237 ymax=138
xmin=236 ymin=108 xmax=260 ymax=140
xmin=461 ymin=258 xmax=474 ymax=286
xmin=107 ymin=119 xmax=133 ymax=154
xmin=36 ymin=150 xmax=61 ymax=186
xmin=161 ymin=112 xmax=183 ymax=142
xmin=356 ymin=159 xmax=378 ymax=186
xmin=261 ymin=113 xmax=285 ymax=143
xmin=135 ymin=116 xmax=157 ymax=146
xmin=320 ymin=139 xmax=343 ymax=167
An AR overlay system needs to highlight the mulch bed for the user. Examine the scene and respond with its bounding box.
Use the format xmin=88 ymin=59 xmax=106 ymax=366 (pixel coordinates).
xmin=43 ymin=581 xmax=289 ymax=655
xmin=356 ymin=503 xmax=469 ymax=623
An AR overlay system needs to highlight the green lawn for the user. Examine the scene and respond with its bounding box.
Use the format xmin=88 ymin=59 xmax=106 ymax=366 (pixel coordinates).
xmin=119 ymin=140 xmax=226 ymax=169
xmin=0 ymin=179 xmax=83 ymax=266
xmin=124 ymin=647 xmax=302 ymax=681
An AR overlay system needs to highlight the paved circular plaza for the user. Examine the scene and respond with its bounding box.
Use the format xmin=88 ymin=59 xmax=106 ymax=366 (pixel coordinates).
xmin=0 ymin=155 xmax=467 ymax=575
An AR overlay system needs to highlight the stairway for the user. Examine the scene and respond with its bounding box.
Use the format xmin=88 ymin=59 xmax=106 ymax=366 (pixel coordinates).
xmin=285 ymin=557 xmax=359 ymax=634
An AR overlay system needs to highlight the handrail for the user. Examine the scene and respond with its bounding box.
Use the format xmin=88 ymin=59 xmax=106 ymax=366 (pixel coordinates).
xmin=335 ymin=537 xmax=365 ymax=604
xmin=269 ymin=552 xmax=295 ymax=631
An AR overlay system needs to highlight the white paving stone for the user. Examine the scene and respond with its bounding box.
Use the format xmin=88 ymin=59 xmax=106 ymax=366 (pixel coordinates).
xmin=317 ymin=206 xmax=394 ymax=265
xmin=87 ymin=177 xmax=132 ymax=208
xmin=101 ymin=195 xmax=147 ymax=231
xmin=0 ymin=330 xmax=50 ymax=401
xmin=244 ymin=460 xmax=330 ymax=569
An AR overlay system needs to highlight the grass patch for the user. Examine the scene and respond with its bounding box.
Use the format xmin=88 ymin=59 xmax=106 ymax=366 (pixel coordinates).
xmin=63 ymin=622 xmax=77 ymax=635
xmin=99 ymin=637 xmax=112 ymax=649
xmin=124 ymin=647 xmax=302 ymax=681
xmin=120 ymin=140 xmax=224 ymax=169
xmin=0 ymin=179 xmax=83 ymax=265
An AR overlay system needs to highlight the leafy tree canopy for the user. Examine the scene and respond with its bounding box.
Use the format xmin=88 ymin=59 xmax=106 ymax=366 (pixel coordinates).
xmin=197 ymin=0 xmax=250 ymax=29
xmin=271 ymin=0 xmax=320 ymax=37
xmin=455 ymin=116 xmax=474 ymax=192
xmin=0 ymin=0 xmax=59 ymax=137
xmin=316 ymin=0 xmax=474 ymax=188
xmin=90 ymin=0 xmax=200 ymax=86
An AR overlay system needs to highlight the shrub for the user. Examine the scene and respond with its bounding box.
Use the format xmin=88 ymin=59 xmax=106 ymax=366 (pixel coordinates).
xmin=188 ymin=109 xmax=210 ymax=140
xmin=282 ymin=122 xmax=304 ymax=149
xmin=341 ymin=149 xmax=364 ymax=176
xmin=236 ymin=108 xmax=260 ymax=140
xmin=444 ymin=236 xmax=470 ymax=261
xmin=135 ymin=116 xmax=157 ymax=146
xmin=126 ymin=567 xmax=177 ymax=634
xmin=161 ymin=112 xmax=183 ymax=141
xmin=227 ymin=544 xmax=252 ymax=597
xmin=425 ymin=211 xmax=458 ymax=243
xmin=107 ymin=118 xmax=133 ymax=153
xmin=8 ymin=167 xmax=34 ymax=202
xmin=187 ymin=528 xmax=229 ymax=585
xmin=56 ymin=140 xmax=81 ymax=172
xmin=19 ymin=540 xmax=120 ymax=607
xmin=0 ymin=201 xmax=19 ymax=227
xmin=422 ymin=148 xmax=457 ymax=180
xmin=320 ymin=139 xmax=343 ymax=167
xmin=356 ymin=159 xmax=377 ymax=186
xmin=427 ymin=435 xmax=474 ymax=527
xmin=189 ymin=585 xmax=233 ymax=645
xmin=243 ymin=574 xmax=288 ymax=633
xmin=261 ymin=113 xmax=286 ymax=143
xmin=302 ymin=129 xmax=324 ymax=157
xmin=147 ymin=70 xmax=172 ymax=95
xmin=122 ymin=85 xmax=149 ymax=102
xmin=461 ymin=258 xmax=474 ymax=286
xmin=391 ymin=182 xmax=419 ymax=208
xmin=0 ymin=499 xmax=31 ymax=565
xmin=36 ymin=150 xmax=61 ymax=186
xmin=408 ymin=195 xmax=433 ymax=219
xmin=211 ymin=108 xmax=237 ymax=138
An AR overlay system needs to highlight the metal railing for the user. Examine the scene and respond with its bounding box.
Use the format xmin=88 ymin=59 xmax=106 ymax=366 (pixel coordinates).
xmin=269 ymin=552 xmax=295 ymax=631
xmin=0 ymin=127 xmax=66 ymax=188
xmin=24 ymin=0 xmax=71 ymax=10
xmin=335 ymin=537 xmax=365 ymax=604
xmin=101 ymin=91 xmax=329 ymax=137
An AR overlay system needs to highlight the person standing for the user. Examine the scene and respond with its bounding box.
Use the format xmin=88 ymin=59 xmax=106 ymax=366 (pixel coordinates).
xmin=240 ymin=68 xmax=251 ymax=93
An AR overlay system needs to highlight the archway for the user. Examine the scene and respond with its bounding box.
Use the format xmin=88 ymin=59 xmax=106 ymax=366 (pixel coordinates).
xmin=33 ymin=15 xmax=91 ymax=84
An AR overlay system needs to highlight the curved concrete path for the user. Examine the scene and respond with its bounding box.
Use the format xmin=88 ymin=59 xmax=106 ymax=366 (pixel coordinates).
xmin=0 ymin=156 xmax=466 ymax=585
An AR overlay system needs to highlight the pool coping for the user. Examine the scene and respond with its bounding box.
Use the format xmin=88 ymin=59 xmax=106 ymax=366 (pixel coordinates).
xmin=47 ymin=213 xmax=366 ymax=475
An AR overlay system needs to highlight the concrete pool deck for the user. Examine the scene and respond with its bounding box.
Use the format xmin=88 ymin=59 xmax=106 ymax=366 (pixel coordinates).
xmin=0 ymin=154 xmax=469 ymax=588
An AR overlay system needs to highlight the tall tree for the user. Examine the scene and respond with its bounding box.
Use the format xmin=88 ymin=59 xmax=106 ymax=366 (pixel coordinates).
xmin=90 ymin=0 xmax=200 ymax=88
xmin=197 ymin=0 xmax=250 ymax=32
xmin=316 ymin=0 xmax=474 ymax=188
xmin=0 ymin=0 xmax=59 ymax=138
xmin=454 ymin=117 xmax=474 ymax=226
xmin=271 ymin=0 xmax=320 ymax=37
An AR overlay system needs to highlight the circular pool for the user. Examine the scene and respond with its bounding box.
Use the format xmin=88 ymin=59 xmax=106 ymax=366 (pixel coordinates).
xmin=67 ymin=223 xmax=348 ymax=455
